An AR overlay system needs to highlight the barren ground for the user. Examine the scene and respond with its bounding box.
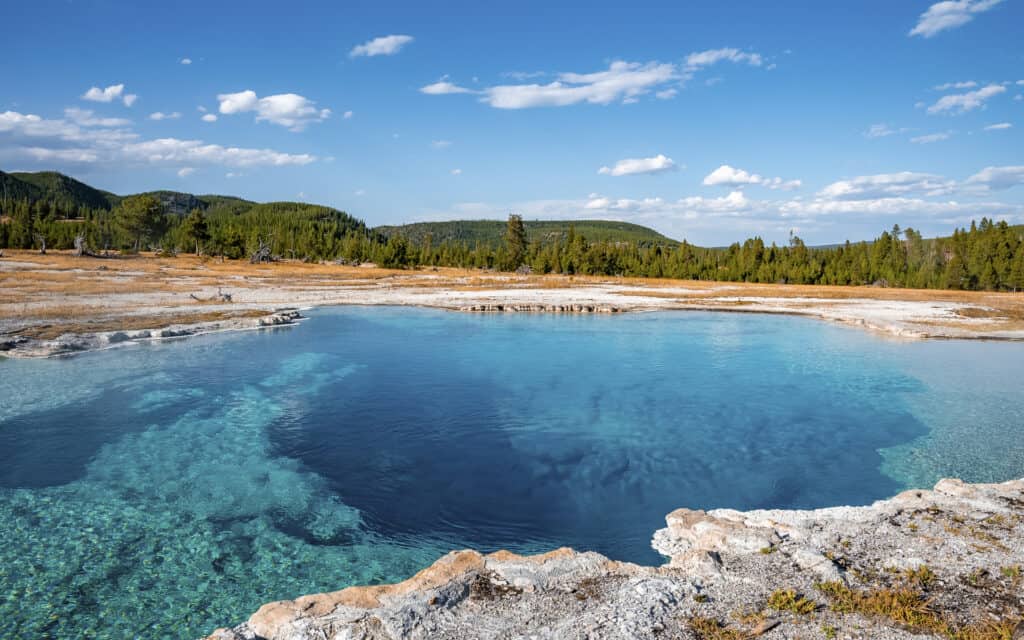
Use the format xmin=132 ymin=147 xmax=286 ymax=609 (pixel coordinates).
xmin=2 ymin=250 xmax=1024 ymax=356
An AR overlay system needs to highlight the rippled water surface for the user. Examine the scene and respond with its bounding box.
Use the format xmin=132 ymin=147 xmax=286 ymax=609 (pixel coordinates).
xmin=2 ymin=307 xmax=1023 ymax=638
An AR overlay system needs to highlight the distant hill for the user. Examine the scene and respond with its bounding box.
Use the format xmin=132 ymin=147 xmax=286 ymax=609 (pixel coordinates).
xmin=0 ymin=171 xmax=261 ymax=217
xmin=7 ymin=171 xmax=119 ymax=210
xmin=374 ymin=219 xmax=679 ymax=248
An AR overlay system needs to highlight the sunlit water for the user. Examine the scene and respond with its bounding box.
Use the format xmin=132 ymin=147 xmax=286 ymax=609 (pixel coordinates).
xmin=1 ymin=307 xmax=1023 ymax=638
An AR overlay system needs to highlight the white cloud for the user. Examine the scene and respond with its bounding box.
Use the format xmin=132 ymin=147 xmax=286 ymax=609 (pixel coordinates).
xmin=180 ymin=57 xmax=192 ymax=65
xmin=864 ymin=123 xmax=902 ymax=138
xmin=82 ymin=84 xmax=124 ymax=103
xmin=343 ymin=110 xmax=353 ymax=119
xmin=15 ymin=147 xmax=101 ymax=163
xmin=483 ymin=61 xmax=677 ymax=109
xmin=450 ymin=168 xmax=462 ymax=176
xmin=122 ymin=94 xmax=138 ymax=107
xmin=226 ymin=172 xmax=243 ymax=178
xmin=122 ymin=138 xmax=316 ymax=167
xmin=598 ymin=154 xmax=677 ymax=177
xmin=354 ymin=189 xmax=366 ymax=196
xmin=217 ymin=90 xmax=330 ymax=131
xmin=201 ymin=113 xmax=217 ymax=122
xmin=148 ymin=111 xmax=181 ymax=121
xmin=702 ymin=164 xmax=801 ymax=190
xmin=964 ymin=165 xmax=1024 ymax=190
xmin=0 ymin=109 xmax=136 ymax=148
xmin=64 ymin=107 xmax=131 ymax=127
xmin=910 ymin=131 xmax=952 ymax=143
xmin=819 ymin=172 xmax=956 ymax=199
xmin=927 ymin=83 xmax=1005 ymax=114
xmin=419 ymin=80 xmax=476 ymax=95
xmin=983 ymin=122 xmax=1012 ymax=130
xmin=0 ymin=109 xmax=317 ymax=169
xmin=583 ymin=190 xmax=751 ymax=218
xmin=423 ymin=51 xmax=765 ymax=110
xmin=779 ymin=196 xmax=1018 ymax=219
xmin=502 ymin=71 xmax=546 ymax=81
xmin=177 ymin=167 xmax=195 ymax=177
xmin=431 ymin=140 xmax=452 ymax=149
xmin=934 ymin=80 xmax=977 ymax=91
xmin=909 ymin=0 xmax=1004 ymax=37
xmin=684 ymin=48 xmax=763 ymax=71
xmin=349 ymin=34 xmax=414 ymax=58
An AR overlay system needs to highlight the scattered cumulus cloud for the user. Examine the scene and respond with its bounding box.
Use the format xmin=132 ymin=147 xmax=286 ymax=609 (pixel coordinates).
xmin=201 ymin=114 xmax=217 ymax=122
xmin=598 ymin=154 xmax=677 ymax=177
xmin=431 ymin=140 xmax=452 ymax=149
xmin=343 ymin=110 xmax=353 ymax=119
xmin=927 ymin=83 xmax=1005 ymax=114
xmin=502 ymin=71 xmax=546 ymax=80
xmin=180 ymin=57 xmax=192 ymax=65
xmin=177 ymin=167 xmax=195 ymax=177
xmin=0 ymin=109 xmax=136 ymax=148
xmin=684 ymin=48 xmax=763 ymax=71
xmin=934 ymin=80 xmax=977 ymax=91
xmin=864 ymin=123 xmax=906 ymax=138
xmin=450 ymin=168 xmax=462 ymax=176
xmin=82 ymin=83 xmax=136 ymax=106
xmin=819 ymin=172 xmax=955 ymax=199
xmin=64 ymin=107 xmax=131 ymax=127
xmin=483 ymin=61 xmax=678 ymax=109
xmin=419 ymin=79 xmax=477 ymax=95
xmin=217 ymin=90 xmax=330 ymax=131
xmin=964 ymin=165 xmax=1024 ymax=191
xmin=909 ymin=0 xmax=1004 ymax=37
xmin=0 ymin=109 xmax=317 ymax=168
xmin=354 ymin=189 xmax=366 ymax=196
xmin=349 ymin=34 xmax=414 ymax=58
xmin=422 ymin=49 xmax=766 ymax=110
xmin=702 ymin=164 xmax=801 ymax=190
xmin=148 ymin=111 xmax=181 ymax=121
xmin=226 ymin=172 xmax=243 ymax=178
xmin=983 ymin=122 xmax=1012 ymax=130
xmin=910 ymin=131 xmax=952 ymax=143
xmin=122 ymin=138 xmax=315 ymax=167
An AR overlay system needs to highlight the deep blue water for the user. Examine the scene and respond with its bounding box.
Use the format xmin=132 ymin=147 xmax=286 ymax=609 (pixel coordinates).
xmin=1 ymin=307 xmax=1023 ymax=638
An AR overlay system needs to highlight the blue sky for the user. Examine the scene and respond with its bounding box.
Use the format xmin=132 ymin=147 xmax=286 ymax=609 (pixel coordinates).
xmin=1 ymin=0 xmax=1022 ymax=245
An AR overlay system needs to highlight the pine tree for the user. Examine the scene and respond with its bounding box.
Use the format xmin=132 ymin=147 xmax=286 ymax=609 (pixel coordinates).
xmin=181 ymin=208 xmax=211 ymax=255
xmin=116 ymin=195 xmax=165 ymax=251
xmin=504 ymin=214 xmax=527 ymax=270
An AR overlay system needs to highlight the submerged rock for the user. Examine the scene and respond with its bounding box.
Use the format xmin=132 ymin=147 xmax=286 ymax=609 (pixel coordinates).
xmin=205 ymin=477 xmax=1024 ymax=640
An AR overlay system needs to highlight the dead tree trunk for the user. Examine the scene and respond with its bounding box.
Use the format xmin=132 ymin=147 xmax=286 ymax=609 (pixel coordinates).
xmin=74 ymin=233 xmax=93 ymax=257
xmin=33 ymin=233 xmax=47 ymax=255
xmin=250 ymin=235 xmax=276 ymax=264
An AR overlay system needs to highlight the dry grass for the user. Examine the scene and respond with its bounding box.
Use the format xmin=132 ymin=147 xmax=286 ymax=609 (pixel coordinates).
xmin=687 ymin=616 xmax=751 ymax=640
xmin=766 ymin=589 xmax=817 ymax=615
xmin=815 ymin=581 xmax=1021 ymax=639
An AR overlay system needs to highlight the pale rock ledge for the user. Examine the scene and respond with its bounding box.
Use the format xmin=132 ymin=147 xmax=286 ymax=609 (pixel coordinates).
xmin=206 ymin=477 xmax=1024 ymax=640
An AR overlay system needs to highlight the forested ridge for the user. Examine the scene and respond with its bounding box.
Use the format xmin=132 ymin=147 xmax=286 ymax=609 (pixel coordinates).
xmin=2 ymin=170 xmax=1023 ymax=291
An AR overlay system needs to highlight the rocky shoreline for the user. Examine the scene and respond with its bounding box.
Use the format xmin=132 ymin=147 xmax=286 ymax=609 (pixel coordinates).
xmin=205 ymin=477 xmax=1023 ymax=640
xmin=0 ymin=310 xmax=304 ymax=358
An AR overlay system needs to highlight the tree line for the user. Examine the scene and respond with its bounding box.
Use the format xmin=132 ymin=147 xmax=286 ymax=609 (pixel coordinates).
xmin=2 ymin=196 xmax=1023 ymax=291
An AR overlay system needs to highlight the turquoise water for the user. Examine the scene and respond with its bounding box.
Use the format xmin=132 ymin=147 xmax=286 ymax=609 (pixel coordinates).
xmin=1 ymin=307 xmax=1023 ymax=639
